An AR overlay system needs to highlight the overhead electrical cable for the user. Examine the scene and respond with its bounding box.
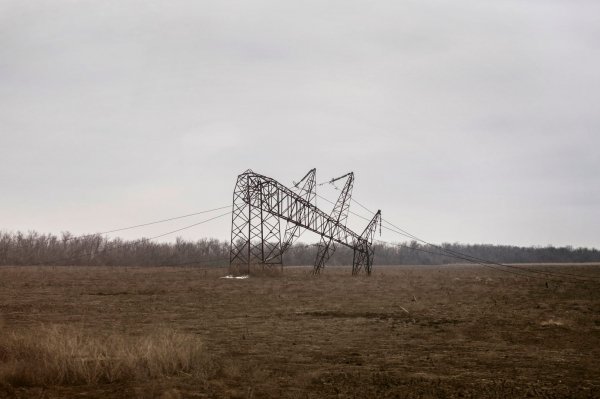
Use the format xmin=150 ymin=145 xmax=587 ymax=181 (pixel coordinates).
xmin=373 ymin=239 xmax=555 ymax=280
xmin=61 ymin=205 xmax=231 ymax=242
xmin=39 ymin=211 xmax=231 ymax=266
xmin=379 ymin=223 xmax=600 ymax=282
xmin=316 ymin=187 xmax=599 ymax=283
xmin=333 ymin=192 xmax=598 ymax=281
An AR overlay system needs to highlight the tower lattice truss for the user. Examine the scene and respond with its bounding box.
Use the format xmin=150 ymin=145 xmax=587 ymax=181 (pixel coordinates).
xmin=229 ymin=169 xmax=381 ymax=275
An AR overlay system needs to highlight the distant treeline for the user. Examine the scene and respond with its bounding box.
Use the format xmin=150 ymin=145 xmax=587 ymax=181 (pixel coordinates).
xmin=1 ymin=231 xmax=599 ymax=267
xmin=0 ymin=231 xmax=228 ymax=267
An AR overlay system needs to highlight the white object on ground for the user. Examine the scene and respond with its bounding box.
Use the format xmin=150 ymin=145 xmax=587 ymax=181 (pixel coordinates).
xmin=220 ymin=275 xmax=250 ymax=279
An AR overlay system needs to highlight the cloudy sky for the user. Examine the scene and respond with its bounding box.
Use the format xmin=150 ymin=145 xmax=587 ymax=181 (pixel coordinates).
xmin=1 ymin=0 xmax=599 ymax=247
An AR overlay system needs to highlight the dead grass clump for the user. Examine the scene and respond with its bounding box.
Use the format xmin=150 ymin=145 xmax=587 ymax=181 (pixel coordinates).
xmin=0 ymin=325 xmax=208 ymax=387
xmin=540 ymin=318 xmax=565 ymax=327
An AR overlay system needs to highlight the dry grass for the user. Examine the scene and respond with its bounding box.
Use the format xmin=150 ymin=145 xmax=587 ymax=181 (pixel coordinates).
xmin=0 ymin=264 xmax=599 ymax=398
xmin=0 ymin=324 xmax=208 ymax=387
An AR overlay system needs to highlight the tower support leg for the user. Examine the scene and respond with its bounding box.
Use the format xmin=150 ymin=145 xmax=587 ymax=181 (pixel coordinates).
xmin=313 ymin=236 xmax=336 ymax=274
xmin=230 ymin=171 xmax=282 ymax=275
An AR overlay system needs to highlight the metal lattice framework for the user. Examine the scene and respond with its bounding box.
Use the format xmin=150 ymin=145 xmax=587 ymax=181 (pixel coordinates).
xmin=229 ymin=169 xmax=381 ymax=275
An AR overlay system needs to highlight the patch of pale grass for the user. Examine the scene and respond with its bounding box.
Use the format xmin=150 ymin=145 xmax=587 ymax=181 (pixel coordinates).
xmin=540 ymin=318 xmax=565 ymax=327
xmin=0 ymin=324 xmax=208 ymax=387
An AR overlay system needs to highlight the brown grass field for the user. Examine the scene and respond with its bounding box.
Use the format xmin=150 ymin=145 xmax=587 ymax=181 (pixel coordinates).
xmin=0 ymin=264 xmax=599 ymax=398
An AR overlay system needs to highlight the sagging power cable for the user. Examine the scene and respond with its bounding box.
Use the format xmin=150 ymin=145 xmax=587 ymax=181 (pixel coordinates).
xmin=61 ymin=205 xmax=231 ymax=242
xmin=316 ymin=187 xmax=599 ymax=283
xmin=373 ymin=239 xmax=554 ymax=280
xmin=38 ymin=211 xmax=231 ymax=266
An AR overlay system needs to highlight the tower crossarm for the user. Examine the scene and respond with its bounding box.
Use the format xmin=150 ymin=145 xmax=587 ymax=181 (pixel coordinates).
xmin=281 ymin=168 xmax=317 ymax=254
xmin=240 ymin=171 xmax=367 ymax=250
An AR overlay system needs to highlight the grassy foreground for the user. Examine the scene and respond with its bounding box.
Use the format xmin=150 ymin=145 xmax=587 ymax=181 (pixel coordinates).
xmin=0 ymin=264 xmax=599 ymax=398
xmin=0 ymin=325 xmax=208 ymax=386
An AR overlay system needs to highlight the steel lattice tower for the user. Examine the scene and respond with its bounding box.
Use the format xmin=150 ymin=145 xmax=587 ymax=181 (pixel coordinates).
xmin=229 ymin=169 xmax=381 ymax=275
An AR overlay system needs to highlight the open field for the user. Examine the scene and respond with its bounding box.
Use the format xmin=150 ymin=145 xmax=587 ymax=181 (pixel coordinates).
xmin=1 ymin=264 xmax=599 ymax=398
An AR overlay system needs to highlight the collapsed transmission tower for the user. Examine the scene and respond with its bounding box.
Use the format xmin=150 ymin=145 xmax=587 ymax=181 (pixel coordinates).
xmin=229 ymin=169 xmax=381 ymax=275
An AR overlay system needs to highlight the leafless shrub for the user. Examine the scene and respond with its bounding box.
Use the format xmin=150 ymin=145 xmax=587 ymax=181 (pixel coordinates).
xmin=1 ymin=230 xmax=599 ymax=267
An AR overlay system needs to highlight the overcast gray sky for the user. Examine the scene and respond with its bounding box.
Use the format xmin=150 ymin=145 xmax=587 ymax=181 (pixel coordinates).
xmin=1 ymin=0 xmax=599 ymax=247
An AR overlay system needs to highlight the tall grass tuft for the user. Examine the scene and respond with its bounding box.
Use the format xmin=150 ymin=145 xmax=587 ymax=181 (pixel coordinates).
xmin=0 ymin=325 xmax=208 ymax=387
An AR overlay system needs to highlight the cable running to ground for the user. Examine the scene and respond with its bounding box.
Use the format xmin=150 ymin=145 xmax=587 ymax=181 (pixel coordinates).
xmin=317 ymin=188 xmax=599 ymax=282
xmin=379 ymin=218 xmax=600 ymax=282
xmin=373 ymin=239 xmax=555 ymax=280
xmin=318 ymin=191 xmax=594 ymax=281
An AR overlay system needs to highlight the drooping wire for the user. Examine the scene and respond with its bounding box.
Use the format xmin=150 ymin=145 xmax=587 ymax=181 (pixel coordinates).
xmin=61 ymin=205 xmax=231 ymax=242
xmin=38 ymin=211 xmax=231 ymax=266
xmin=379 ymin=214 xmax=600 ymax=282
xmin=317 ymin=187 xmax=600 ymax=283
xmin=306 ymin=191 xmax=548 ymax=279
xmin=373 ymin=239 xmax=554 ymax=280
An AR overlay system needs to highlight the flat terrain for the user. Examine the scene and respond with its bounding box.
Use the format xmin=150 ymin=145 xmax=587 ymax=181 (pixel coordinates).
xmin=1 ymin=264 xmax=599 ymax=398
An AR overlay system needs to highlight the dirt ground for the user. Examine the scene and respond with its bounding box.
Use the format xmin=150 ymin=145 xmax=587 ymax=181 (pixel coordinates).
xmin=1 ymin=264 xmax=599 ymax=398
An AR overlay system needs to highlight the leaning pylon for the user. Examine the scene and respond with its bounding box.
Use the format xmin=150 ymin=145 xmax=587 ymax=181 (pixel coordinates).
xmin=229 ymin=169 xmax=381 ymax=275
xmin=281 ymin=168 xmax=317 ymax=254
xmin=313 ymin=172 xmax=353 ymax=274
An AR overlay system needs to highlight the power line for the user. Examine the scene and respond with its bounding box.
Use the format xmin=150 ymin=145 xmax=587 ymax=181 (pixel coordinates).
xmin=62 ymin=205 xmax=231 ymax=242
xmin=317 ymin=187 xmax=600 ymax=283
xmin=341 ymin=194 xmax=599 ymax=281
xmin=380 ymin=223 xmax=600 ymax=282
xmin=316 ymin=193 xmax=371 ymax=222
xmin=142 ymin=211 xmax=231 ymax=241
xmin=373 ymin=239 xmax=554 ymax=280
xmin=40 ymin=211 xmax=231 ymax=266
